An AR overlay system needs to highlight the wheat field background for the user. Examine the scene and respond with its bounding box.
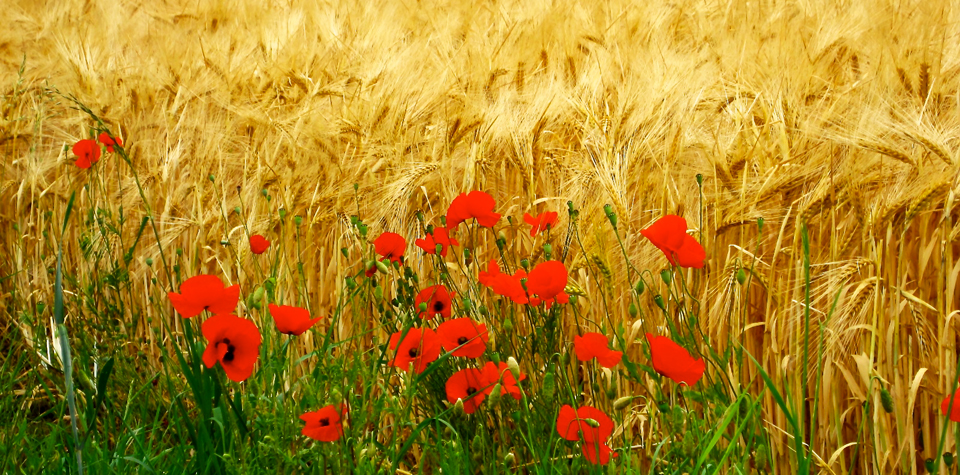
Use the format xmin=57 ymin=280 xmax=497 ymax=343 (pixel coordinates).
xmin=2 ymin=0 xmax=960 ymax=472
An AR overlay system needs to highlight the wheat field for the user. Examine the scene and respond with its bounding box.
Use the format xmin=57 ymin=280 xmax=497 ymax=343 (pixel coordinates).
xmin=2 ymin=0 xmax=960 ymax=473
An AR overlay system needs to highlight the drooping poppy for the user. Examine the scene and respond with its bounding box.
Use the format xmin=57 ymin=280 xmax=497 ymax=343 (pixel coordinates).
xmin=415 ymin=285 xmax=453 ymax=320
xmin=445 ymin=368 xmax=490 ymax=414
xmin=250 ymin=234 xmax=271 ymax=254
xmin=72 ymin=139 xmax=101 ymax=169
xmin=942 ymin=388 xmax=960 ymax=422
xmin=415 ymin=226 xmax=459 ymax=258
xmin=481 ymin=361 xmax=526 ymax=400
xmin=446 ymin=191 xmax=501 ymax=228
xmin=556 ymin=404 xmax=618 ymax=465
xmin=268 ymin=303 xmax=321 ymax=335
xmin=373 ymin=232 xmax=406 ymax=264
xmin=574 ymin=332 xmax=623 ymax=368
xmin=437 ymin=318 xmax=489 ymax=358
xmin=646 ymin=333 xmax=705 ymax=385
xmin=300 ymin=405 xmax=345 ymax=442
xmin=639 ymin=215 xmax=705 ymax=269
xmin=388 ymin=327 xmax=442 ymax=373
xmin=201 ymin=314 xmax=263 ymax=382
xmin=97 ymin=132 xmax=123 ymax=153
xmin=168 ymin=274 xmax=241 ymax=318
xmin=526 ymin=260 xmax=569 ymax=306
xmin=523 ymin=211 xmax=558 ymax=236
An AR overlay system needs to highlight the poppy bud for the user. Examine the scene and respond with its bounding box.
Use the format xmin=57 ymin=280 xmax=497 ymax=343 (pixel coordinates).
xmin=507 ymin=357 xmax=521 ymax=381
xmin=924 ymin=459 xmax=935 ymax=474
xmin=628 ymin=302 xmax=638 ymax=317
xmin=543 ymin=243 xmax=552 ymax=260
xmin=756 ymin=445 xmax=769 ymax=471
xmin=603 ymin=204 xmax=617 ymax=228
xmin=261 ymin=188 xmax=268 ymax=197
xmin=416 ymin=211 xmax=424 ymax=223
xmin=696 ymin=173 xmax=703 ymax=186
xmin=653 ymin=294 xmax=665 ymax=311
xmin=491 ymin=352 xmax=500 ymax=365
xmin=340 ymin=247 xmax=349 ymax=258
xmin=583 ymin=417 xmax=600 ymax=428
xmin=504 ymin=453 xmax=515 ymax=465
xmin=880 ymin=388 xmax=894 ymax=414
xmin=36 ymin=302 xmax=45 ymax=315
xmin=419 ymin=302 xmax=428 ymax=313
xmin=660 ymin=269 xmax=672 ymax=285
xmin=736 ymin=268 xmax=747 ymax=285
xmin=375 ymin=260 xmax=390 ymax=274
xmin=234 ymin=206 xmax=242 ymax=215
xmin=176 ymin=248 xmax=183 ymax=256
xmin=541 ymin=371 xmax=556 ymax=399
xmin=294 ymin=215 xmax=302 ymax=226
xmin=503 ymin=318 xmax=513 ymax=333
xmin=520 ymin=259 xmax=529 ymax=271
xmin=487 ymin=384 xmax=502 ymax=407
xmin=345 ymin=277 xmax=357 ymax=289
xmin=435 ymin=243 xmax=443 ymax=255
xmin=567 ymin=200 xmax=575 ymax=214
xmin=330 ymin=388 xmax=342 ymax=404
xmin=634 ymin=279 xmax=644 ymax=295
xmin=374 ymin=286 xmax=383 ymax=301
xmin=757 ymin=217 xmax=764 ymax=232
xmin=353 ymin=183 xmax=359 ymax=191
xmin=606 ymin=385 xmax=617 ymax=401
xmin=463 ymin=248 xmax=471 ymax=264
xmin=358 ymin=224 xmax=368 ymax=236
xmin=279 ymin=209 xmax=287 ymax=219
xmin=568 ymin=295 xmax=577 ymax=304
xmin=453 ymin=398 xmax=465 ymax=416
xmin=248 ymin=286 xmax=264 ymax=309
xmin=947 ymin=453 xmax=955 ymax=466
xmin=613 ymin=396 xmax=635 ymax=410
xmin=208 ymin=174 xmax=215 ymax=182
xmin=479 ymin=306 xmax=488 ymax=316
xmin=145 ymin=258 xmax=153 ymax=266
xmin=462 ymin=297 xmax=473 ymax=311
xmin=350 ymin=215 xmax=359 ymax=226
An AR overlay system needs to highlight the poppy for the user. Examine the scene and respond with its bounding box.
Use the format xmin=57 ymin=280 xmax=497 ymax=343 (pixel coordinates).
xmin=415 ymin=285 xmax=453 ymax=320
xmin=445 ymin=368 xmax=490 ymax=414
xmin=574 ymin=333 xmax=622 ymax=368
xmin=269 ymin=303 xmax=321 ymax=335
xmin=446 ymin=191 xmax=501 ymax=228
xmin=942 ymin=388 xmax=960 ymax=422
xmin=523 ymin=211 xmax=558 ymax=236
xmin=437 ymin=318 xmax=489 ymax=358
xmin=526 ymin=260 xmax=569 ymax=306
xmin=556 ymin=404 xmax=618 ymax=465
xmin=72 ymin=139 xmax=101 ymax=169
xmin=478 ymin=259 xmax=503 ymax=286
xmin=646 ymin=333 xmax=705 ymax=385
xmin=300 ymin=405 xmax=345 ymax=442
xmin=168 ymin=274 xmax=240 ymax=318
xmin=373 ymin=232 xmax=406 ymax=264
xmin=250 ymin=234 xmax=271 ymax=254
xmin=639 ymin=215 xmax=705 ymax=269
xmin=415 ymin=226 xmax=459 ymax=258
xmin=389 ymin=327 xmax=442 ymax=373
xmin=97 ymin=132 xmax=123 ymax=153
xmin=201 ymin=314 xmax=262 ymax=382
xmin=480 ymin=263 xmax=529 ymax=305
xmin=481 ymin=361 xmax=526 ymax=400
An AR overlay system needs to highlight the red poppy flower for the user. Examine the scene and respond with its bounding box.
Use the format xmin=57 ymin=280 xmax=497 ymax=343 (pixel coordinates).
xmin=942 ymin=389 xmax=960 ymax=422
xmin=639 ymin=215 xmax=705 ymax=269
xmin=388 ymin=327 xmax=442 ymax=373
xmin=437 ymin=318 xmax=488 ymax=358
xmin=168 ymin=274 xmax=241 ymax=318
xmin=415 ymin=285 xmax=453 ymax=320
xmin=478 ymin=259 xmax=503 ymax=286
xmin=300 ymin=405 xmax=345 ymax=442
xmin=526 ymin=260 xmax=569 ymax=305
xmin=523 ymin=211 xmax=558 ymax=236
xmin=556 ymin=404 xmax=618 ymax=465
xmin=250 ymin=234 xmax=271 ymax=254
xmin=201 ymin=314 xmax=262 ymax=382
xmin=481 ymin=361 xmax=526 ymax=400
xmin=72 ymin=139 xmax=101 ymax=169
xmin=97 ymin=132 xmax=123 ymax=153
xmin=574 ymin=333 xmax=622 ymax=368
xmin=415 ymin=226 xmax=459 ymax=258
xmin=268 ymin=303 xmax=321 ymax=335
xmin=445 ymin=368 xmax=490 ymax=414
xmin=446 ymin=191 xmax=501 ymax=228
xmin=646 ymin=333 xmax=705 ymax=385
xmin=481 ymin=265 xmax=529 ymax=305
xmin=374 ymin=232 xmax=406 ymax=264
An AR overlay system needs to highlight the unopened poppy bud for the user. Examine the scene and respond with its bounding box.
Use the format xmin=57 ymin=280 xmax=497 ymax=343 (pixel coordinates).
xmin=653 ymin=294 xmax=665 ymax=310
xmin=145 ymin=258 xmax=153 ymax=266
xmin=462 ymin=297 xmax=473 ymax=311
xmin=504 ymin=452 xmax=515 ymax=465
xmin=435 ymin=243 xmax=443 ymax=255
xmin=541 ymin=371 xmax=556 ymax=399
xmin=606 ymin=385 xmax=617 ymax=401
xmin=350 ymin=215 xmax=359 ymax=226
xmin=416 ymin=211 xmax=424 ymax=223
xmin=756 ymin=444 xmax=769 ymax=470
xmin=583 ymin=417 xmax=600 ymax=428
xmin=248 ymin=286 xmax=264 ymax=309
xmin=358 ymin=224 xmax=368 ymax=236
xmin=736 ymin=268 xmax=747 ymax=285
xmin=946 ymin=453 xmax=955 ymax=466
xmin=261 ymin=188 xmax=268 ymax=197
xmin=660 ymin=269 xmax=672 ymax=285
xmin=479 ymin=305 xmax=488 ymax=316
xmin=503 ymin=318 xmax=514 ymax=333
xmin=345 ymin=277 xmax=357 ymax=289
xmin=353 ymin=183 xmax=359 ymax=191
xmin=924 ymin=459 xmax=935 ymax=473
xmin=696 ymin=173 xmax=703 ymax=186
xmin=880 ymin=388 xmax=894 ymax=413
xmin=613 ymin=396 xmax=635 ymax=410
xmin=176 ymin=248 xmax=183 ymax=256
xmin=507 ymin=357 xmax=521 ymax=380
xmin=419 ymin=302 xmax=428 ymax=313
xmin=208 ymin=174 xmax=215 ymax=182
xmin=375 ymin=259 xmax=390 ymax=274
xmin=757 ymin=217 xmax=764 ymax=232
xmin=520 ymin=259 xmax=529 ymax=270
xmin=634 ymin=279 xmax=645 ymax=295
xmin=463 ymin=247 xmax=471 ymax=260
xmin=341 ymin=247 xmax=349 ymax=258
xmin=374 ymin=286 xmax=383 ymax=301
xmin=491 ymin=352 xmax=501 ymax=365
xmin=487 ymin=384 xmax=502 ymax=407
xmin=294 ymin=215 xmax=302 ymax=226
xmin=543 ymin=243 xmax=552 ymax=259
xmin=628 ymin=302 xmax=638 ymax=317
xmin=603 ymin=204 xmax=617 ymax=228
xmin=234 ymin=206 xmax=241 ymax=215
xmin=279 ymin=209 xmax=287 ymax=219
xmin=568 ymin=295 xmax=577 ymax=304
xmin=453 ymin=398 xmax=465 ymax=416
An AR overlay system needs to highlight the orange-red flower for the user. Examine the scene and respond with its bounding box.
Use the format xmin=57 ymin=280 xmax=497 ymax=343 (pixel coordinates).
xmin=415 ymin=226 xmax=459 ymax=258
xmin=373 ymin=232 xmax=406 ymax=264
xmin=446 ymin=191 xmax=501 ymax=228
xmin=480 ymin=261 xmax=529 ymax=305
xmin=437 ymin=318 xmax=488 ymax=357
xmin=250 ymin=234 xmax=270 ymax=254
xmin=201 ymin=314 xmax=262 ymax=382
xmin=482 ymin=361 xmax=526 ymax=400
xmin=574 ymin=333 xmax=622 ymax=368
xmin=445 ymin=368 xmax=490 ymax=414
xmin=646 ymin=333 xmax=705 ymax=385
xmin=268 ymin=303 xmax=321 ymax=335
xmin=72 ymin=139 xmax=101 ymax=169
xmin=639 ymin=215 xmax=705 ymax=269
xmin=523 ymin=211 xmax=558 ymax=236
xmin=415 ymin=285 xmax=453 ymax=320
xmin=943 ymin=388 xmax=960 ymax=422
xmin=526 ymin=260 xmax=569 ymax=307
xmin=556 ymin=404 xmax=618 ymax=465
xmin=168 ymin=275 xmax=240 ymax=318
xmin=300 ymin=405 xmax=345 ymax=442
xmin=478 ymin=259 xmax=503 ymax=286
xmin=388 ymin=327 xmax=442 ymax=373
xmin=97 ymin=132 xmax=123 ymax=153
